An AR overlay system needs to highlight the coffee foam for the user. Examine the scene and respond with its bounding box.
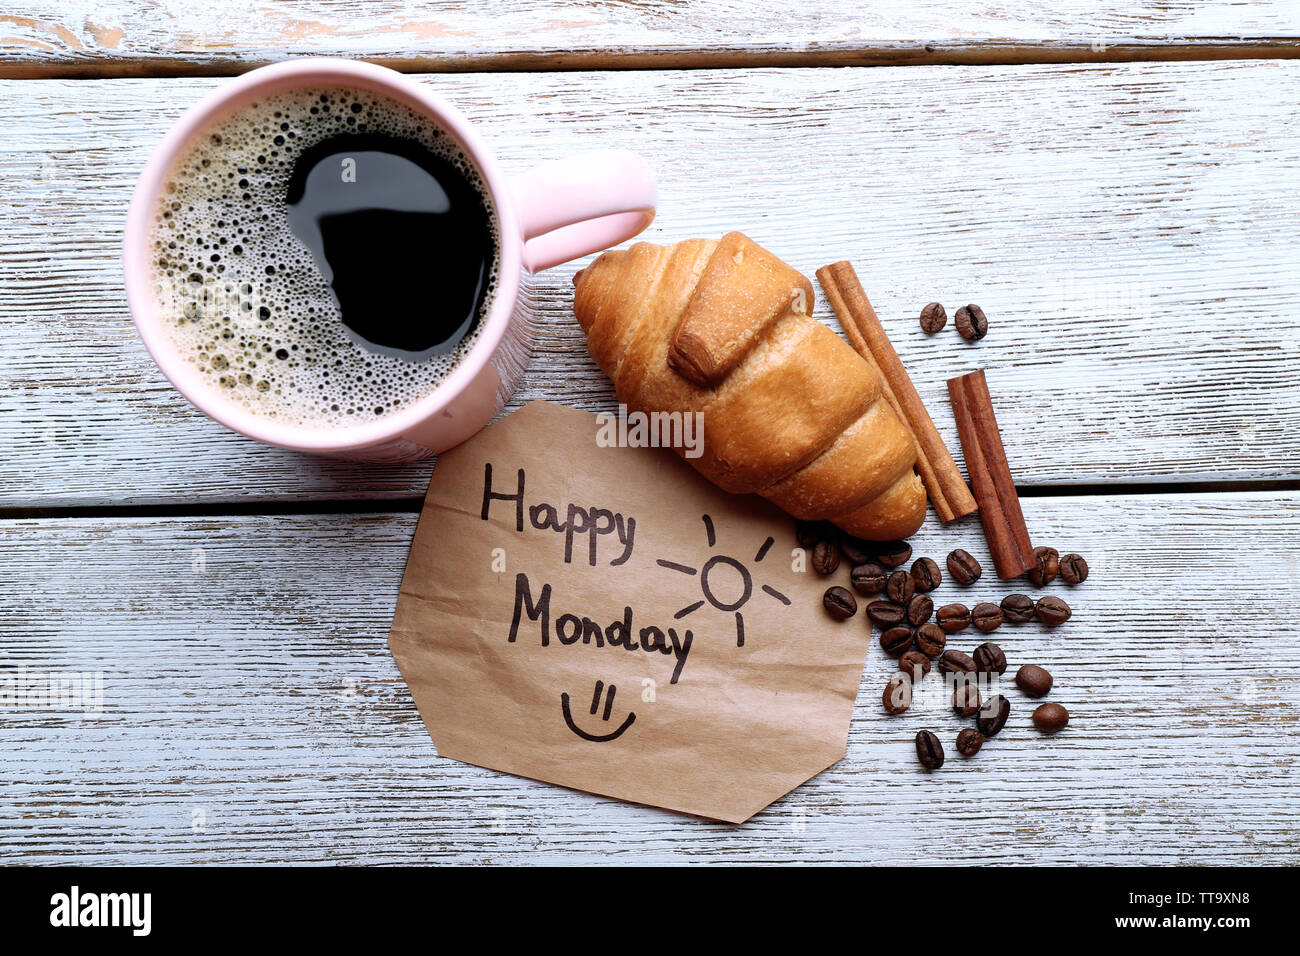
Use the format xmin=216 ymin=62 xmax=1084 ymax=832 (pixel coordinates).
xmin=149 ymin=86 xmax=500 ymax=428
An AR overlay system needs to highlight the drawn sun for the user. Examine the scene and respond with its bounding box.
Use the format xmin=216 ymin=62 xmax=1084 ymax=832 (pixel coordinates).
xmin=656 ymin=514 xmax=791 ymax=647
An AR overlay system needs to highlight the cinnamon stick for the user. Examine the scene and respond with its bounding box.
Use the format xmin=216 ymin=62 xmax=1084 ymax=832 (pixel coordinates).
xmin=946 ymin=370 xmax=1036 ymax=580
xmin=816 ymin=261 xmax=978 ymax=524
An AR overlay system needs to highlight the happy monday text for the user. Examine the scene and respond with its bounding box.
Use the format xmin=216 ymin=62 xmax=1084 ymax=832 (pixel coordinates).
xmin=482 ymin=463 xmax=694 ymax=683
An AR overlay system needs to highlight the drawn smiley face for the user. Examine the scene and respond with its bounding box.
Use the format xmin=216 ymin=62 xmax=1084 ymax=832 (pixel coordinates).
xmin=561 ymin=680 xmax=636 ymax=743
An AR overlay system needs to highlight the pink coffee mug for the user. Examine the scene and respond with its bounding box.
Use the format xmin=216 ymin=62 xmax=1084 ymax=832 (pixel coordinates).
xmin=123 ymin=58 xmax=655 ymax=461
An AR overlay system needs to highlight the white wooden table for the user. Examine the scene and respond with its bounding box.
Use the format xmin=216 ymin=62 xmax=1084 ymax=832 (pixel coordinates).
xmin=2 ymin=2 xmax=1298 ymax=865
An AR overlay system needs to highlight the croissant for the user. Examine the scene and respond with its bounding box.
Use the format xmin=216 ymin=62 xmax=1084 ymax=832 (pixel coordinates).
xmin=572 ymin=232 xmax=926 ymax=540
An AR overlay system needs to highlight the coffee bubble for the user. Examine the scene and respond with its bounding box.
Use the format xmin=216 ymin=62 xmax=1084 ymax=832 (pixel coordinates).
xmin=149 ymin=86 xmax=500 ymax=428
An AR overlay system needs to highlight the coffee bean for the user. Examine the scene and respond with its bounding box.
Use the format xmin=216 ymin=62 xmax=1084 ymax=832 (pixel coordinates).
xmin=915 ymin=730 xmax=944 ymax=770
xmin=920 ymin=306 xmax=951 ymax=340
xmin=906 ymin=593 xmax=934 ymax=628
xmin=973 ymin=642 xmax=1007 ymax=675
xmin=900 ymin=650 xmax=931 ymax=681
xmin=954 ymin=303 xmax=988 ymax=341
xmin=839 ymin=535 xmax=875 ymax=566
xmin=936 ymin=603 xmax=971 ymax=633
xmin=1000 ymin=593 xmax=1035 ymax=624
xmin=952 ymin=681 xmax=982 ymax=718
xmin=1060 ymin=553 xmax=1089 ymax=585
xmin=811 ymin=538 xmax=840 ymax=575
xmin=886 ymin=569 xmax=915 ymax=604
xmin=919 ymin=301 xmax=947 ymax=334
xmin=1029 ymin=546 xmax=1059 ymax=587
xmin=795 ymin=520 xmax=835 ymax=548
xmin=910 ymin=556 xmax=942 ymax=592
xmin=867 ymin=600 xmax=907 ymax=629
xmin=883 ymin=674 xmax=912 ymax=714
xmin=1015 ymin=664 xmax=1053 ymax=698
xmin=971 ymin=602 xmax=1004 ymax=633
xmin=976 ymin=694 xmax=1011 ymax=737
xmin=914 ymin=623 xmax=946 ymax=658
xmin=875 ymin=540 xmax=913 ymax=569
xmin=1032 ymin=702 xmax=1070 ymax=733
xmin=938 ymin=648 xmax=976 ymax=676
xmin=1035 ymin=595 xmax=1072 ymax=627
xmin=879 ymin=626 xmax=914 ymax=656
xmin=851 ymin=562 xmax=889 ymax=595
xmin=946 ymin=549 xmax=982 ymax=585
xmin=956 ymin=728 xmax=984 ymax=757
xmin=823 ymin=586 xmax=857 ymax=621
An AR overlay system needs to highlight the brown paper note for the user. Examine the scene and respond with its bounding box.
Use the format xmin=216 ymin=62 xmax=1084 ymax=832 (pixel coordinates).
xmin=388 ymin=401 xmax=868 ymax=823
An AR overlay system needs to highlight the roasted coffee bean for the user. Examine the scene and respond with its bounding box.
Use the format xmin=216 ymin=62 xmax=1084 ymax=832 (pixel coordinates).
xmin=952 ymin=681 xmax=982 ymax=718
xmin=955 ymin=303 xmax=988 ymax=341
xmin=936 ymin=603 xmax=971 ymax=634
xmin=938 ymin=648 xmax=977 ymax=676
xmin=971 ymin=602 xmax=1004 ymax=633
xmin=946 ymin=549 xmax=982 ymax=585
xmin=1000 ymin=593 xmax=1036 ymax=624
xmin=976 ymin=694 xmax=1011 ymax=737
xmin=911 ymin=556 xmax=942 ymax=592
xmin=1015 ymin=664 xmax=1053 ymax=698
xmin=851 ymin=562 xmax=889 ymax=595
xmin=919 ymin=301 xmax=947 ymax=334
xmin=973 ymin=641 xmax=1007 ymax=675
xmin=879 ymin=626 xmax=914 ymax=657
xmin=906 ymin=593 xmax=934 ymax=628
xmin=1029 ymin=546 xmax=1059 ymax=587
xmin=1032 ymin=702 xmax=1070 ymax=733
xmin=875 ymin=540 xmax=913 ymax=569
xmin=914 ymin=623 xmax=947 ymax=658
xmin=1035 ymin=595 xmax=1072 ymax=627
xmin=867 ymin=600 xmax=907 ymax=629
xmin=823 ymin=586 xmax=857 ymax=621
xmin=915 ymin=730 xmax=944 ymax=770
xmin=956 ymin=728 xmax=984 ymax=757
xmin=1060 ymin=553 xmax=1089 ymax=585
xmin=886 ymin=569 xmax=915 ymax=604
xmin=811 ymin=538 xmax=840 ymax=575
xmin=900 ymin=649 xmax=931 ymax=681
xmin=839 ymin=535 xmax=875 ymax=566
xmin=883 ymin=674 xmax=912 ymax=714
xmin=795 ymin=520 xmax=835 ymax=548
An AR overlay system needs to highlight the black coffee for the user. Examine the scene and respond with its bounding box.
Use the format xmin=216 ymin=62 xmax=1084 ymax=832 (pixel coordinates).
xmin=150 ymin=86 xmax=500 ymax=426
xmin=285 ymin=133 xmax=493 ymax=359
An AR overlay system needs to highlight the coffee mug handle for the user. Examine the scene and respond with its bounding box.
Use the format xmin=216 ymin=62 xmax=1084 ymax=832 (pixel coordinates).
xmin=511 ymin=149 xmax=656 ymax=273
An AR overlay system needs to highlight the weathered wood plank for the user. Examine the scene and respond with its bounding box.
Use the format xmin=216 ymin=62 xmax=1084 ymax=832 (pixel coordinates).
xmin=1 ymin=0 xmax=1298 ymax=77
xmin=1 ymin=492 xmax=1296 ymax=864
xmin=3 ymin=61 xmax=1300 ymax=507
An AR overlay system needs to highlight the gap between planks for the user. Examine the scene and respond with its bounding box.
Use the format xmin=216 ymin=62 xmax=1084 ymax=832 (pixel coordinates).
xmin=2 ymin=0 xmax=1299 ymax=79
xmin=1 ymin=478 xmax=1299 ymax=523
xmin=2 ymin=42 xmax=1300 ymax=80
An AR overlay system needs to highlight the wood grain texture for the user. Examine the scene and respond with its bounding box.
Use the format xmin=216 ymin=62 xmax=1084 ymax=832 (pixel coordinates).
xmin=2 ymin=61 xmax=1299 ymax=506
xmin=1 ymin=491 xmax=1296 ymax=864
xmin=1 ymin=0 xmax=1298 ymax=77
